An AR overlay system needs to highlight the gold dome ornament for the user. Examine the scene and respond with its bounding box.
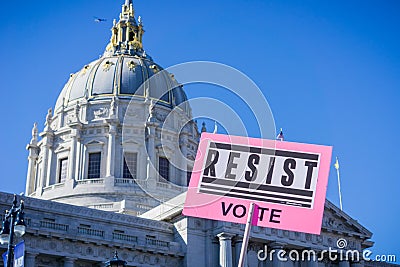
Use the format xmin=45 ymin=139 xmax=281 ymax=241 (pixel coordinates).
xmin=106 ymin=0 xmax=145 ymax=57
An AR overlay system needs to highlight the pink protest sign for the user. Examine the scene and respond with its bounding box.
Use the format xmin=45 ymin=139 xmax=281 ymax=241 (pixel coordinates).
xmin=183 ymin=133 xmax=332 ymax=234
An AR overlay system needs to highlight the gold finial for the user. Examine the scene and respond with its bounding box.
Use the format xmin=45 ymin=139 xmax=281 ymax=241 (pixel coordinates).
xmin=122 ymin=0 xmax=134 ymax=18
xmin=105 ymin=0 xmax=144 ymax=56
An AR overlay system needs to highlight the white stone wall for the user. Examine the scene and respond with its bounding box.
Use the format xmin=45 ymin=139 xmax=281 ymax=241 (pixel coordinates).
xmin=26 ymin=96 xmax=199 ymax=215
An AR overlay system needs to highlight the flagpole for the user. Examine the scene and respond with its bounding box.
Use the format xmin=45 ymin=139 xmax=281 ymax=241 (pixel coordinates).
xmin=335 ymin=157 xmax=343 ymax=211
xmin=238 ymin=203 xmax=255 ymax=267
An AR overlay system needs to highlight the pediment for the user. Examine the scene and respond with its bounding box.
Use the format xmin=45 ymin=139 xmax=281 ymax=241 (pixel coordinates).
xmin=85 ymin=139 xmax=105 ymax=146
xmin=54 ymin=145 xmax=70 ymax=153
xmin=322 ymin=200 xmax=372 ymax=238
xmin=122 ymin=139 xmax=141 ymax=145
xmin=156 ymin=144 xmax=174 ymax=157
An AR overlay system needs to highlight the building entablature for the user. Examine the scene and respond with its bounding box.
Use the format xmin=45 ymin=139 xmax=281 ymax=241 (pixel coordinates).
xmin=1 ymin=191 xmax=184 ymax=266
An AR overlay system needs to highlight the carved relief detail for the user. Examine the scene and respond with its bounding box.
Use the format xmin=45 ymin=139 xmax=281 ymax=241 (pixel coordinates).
xmin=93 ymin=107 xmax=109 ymax=119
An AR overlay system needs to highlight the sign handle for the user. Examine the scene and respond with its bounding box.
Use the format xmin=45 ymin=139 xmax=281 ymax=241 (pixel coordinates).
xmin=238 ymin=202 xmax=255 ymax=267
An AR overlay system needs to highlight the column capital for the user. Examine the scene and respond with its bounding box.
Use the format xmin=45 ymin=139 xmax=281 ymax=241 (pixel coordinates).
xmin=39 ymin=129 xmax=54 ymax=138
xmin=269 ymin=242 xmax=286 ymax=249
xmin=108 ymin=123 xmax=117 ymax=134
xmin=106 ymin=117 xmax=119 ymax=126
xmin=217 ymin=232 xmax=234 ymax=241
xmin=25 ymin=252 xmax=39 ymax=257
xmin=27 ymin=152 xmax=39 ymax=160
xmin=26 ymin=143 xmax=39 ymax=151
xmin=234 ymin=235 xmax=244 ymax=243
xmin=39 ymin=131 xmax=54 ymax=146
xmin=67 ymin=121 xmax=82 ymax=130
xmin=68 ymin=126 xmax=81 ymax=138
xmin=146 ymin=121 xmax=158 ymax=129
xmin=64 ymin=257 xmax=77 ymax=267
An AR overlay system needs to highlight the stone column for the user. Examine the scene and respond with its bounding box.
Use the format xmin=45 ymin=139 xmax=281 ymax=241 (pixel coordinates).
xmin=74 ymin=138 xmax=82 ymax=180
xmin=26 ymin=123 xmax=39 ymax=195
xmin=217 ymin=232 xmax=234 ymax=267
xmin=37 ymin=108 xmax=54 ymax=191
xmin=146 ymin=122 xmax=157 ymax=181
xmin=302 ymin=247 xmax=319 ymax=267
xmin=77 ymin=142 xmax=85 ymax=180
xmin=106 ymin=124 xmax=117 ymax=177
xmin=270 ymin=242 xmax=285 ymax=267
xmin=58 ymin=105 xmax=65 ymax=129
xmin=26 ymin=143 xmax=39 ymax=195
xmin=25 ymin=252 xmax=38 ymax=266
xmin=234 ymin=236 xmax=248 ymax=267
xmin=40 ymin=141 xmax=49 ymax=187
xmin=212 ymin=238 xmax=220 ymax=267
xmin=339 ymin=261 xmax=350 ymax=267
xmin=179 ymin=133 xmax=188 ymax=186
xmin=64 ymin=257 xmax=76 ymax=267
xmin=307 ymin=259 xmax=319 ymax=267
xmin=38 ymin=130 xmax=53 ymax=193
xmin=68 ymin=128 xmax=78 ymax=180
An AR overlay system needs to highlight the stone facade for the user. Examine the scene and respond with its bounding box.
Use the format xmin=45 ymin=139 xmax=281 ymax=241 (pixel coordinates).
xmin=2 ymin=191 xmax=393 ymax=267
xmin=0 ymin=192 xmax=183 ymax=267
xmin=141 ymin=193 xmax=377 ymax=267
xmin=25 ymin=0 xmax=199 ymax=216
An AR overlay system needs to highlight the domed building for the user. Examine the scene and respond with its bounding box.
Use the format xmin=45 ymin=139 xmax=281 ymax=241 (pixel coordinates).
xmin=0 ymin=1 xmax=389 ymax=267
xmin=25 ymin=0 xmax=199 ymax=216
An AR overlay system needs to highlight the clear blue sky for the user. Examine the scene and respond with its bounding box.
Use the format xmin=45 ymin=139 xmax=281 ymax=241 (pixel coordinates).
xmin=0 ymin=0 xmax=399 ymax=258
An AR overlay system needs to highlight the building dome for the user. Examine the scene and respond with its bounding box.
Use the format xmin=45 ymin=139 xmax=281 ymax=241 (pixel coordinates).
xmin=25 ymin=0 xmax=199 ymax=216
xmin=55 ymin=55 xmax=189 ymax=113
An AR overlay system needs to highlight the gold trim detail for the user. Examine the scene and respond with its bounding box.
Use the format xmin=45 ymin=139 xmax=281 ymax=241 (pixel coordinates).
xmin=103 ymin=61 xmax=115 ymax=72
xmin=81 ymin=65 xmax=90 ymax=75
xmin=149 ymin=65 xmax=159 ymax=73
xmin=127 ymin=60 xmax=137 ymax=71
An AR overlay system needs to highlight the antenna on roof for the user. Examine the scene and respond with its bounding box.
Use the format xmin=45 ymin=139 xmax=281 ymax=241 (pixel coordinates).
xmin=334 ymin=157 xmax=343 ymax=211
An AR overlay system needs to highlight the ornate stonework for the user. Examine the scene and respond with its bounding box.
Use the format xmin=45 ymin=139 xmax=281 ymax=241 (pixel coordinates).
xmin=25 ymin=0 xmax=199 ymax=215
